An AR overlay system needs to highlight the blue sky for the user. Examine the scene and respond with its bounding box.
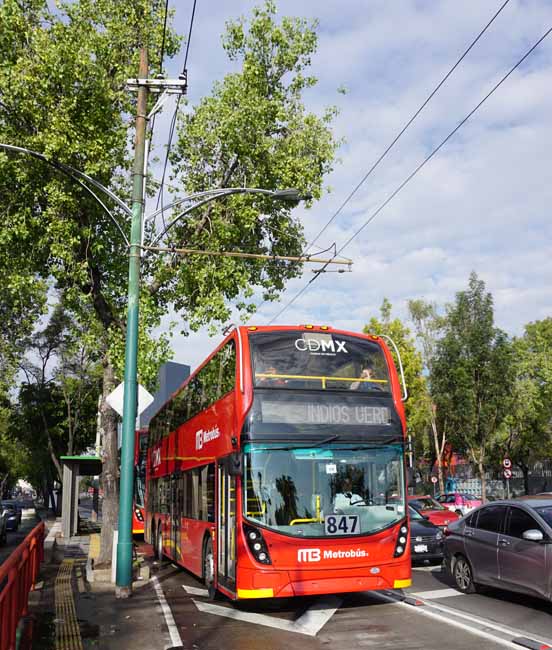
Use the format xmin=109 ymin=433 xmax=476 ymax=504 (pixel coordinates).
xmin=150 ymin=0 xmax=552 ymax=371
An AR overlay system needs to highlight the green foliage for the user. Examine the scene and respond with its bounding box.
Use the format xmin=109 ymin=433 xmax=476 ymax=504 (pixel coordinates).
xmin=497 ymin=318 xmax=552 ymax=472
xmin=431 ymin=273 xmax=515 ymax=495
xmin=168 ymin=1 xmax=339 ymax=329
xmin=363 ymin=299 xmax=428 ymax=448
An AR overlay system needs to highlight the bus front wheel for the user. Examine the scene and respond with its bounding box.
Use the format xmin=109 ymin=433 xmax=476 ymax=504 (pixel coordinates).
xmin=155 ymin=523 xmax=165 ymax=563
xmin=203 ymin=538 xmax=217 ymax=600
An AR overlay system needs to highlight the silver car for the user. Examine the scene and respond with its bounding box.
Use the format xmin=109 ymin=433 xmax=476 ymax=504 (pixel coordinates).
xmin=444 ymin=496 xmax=552 ymax=603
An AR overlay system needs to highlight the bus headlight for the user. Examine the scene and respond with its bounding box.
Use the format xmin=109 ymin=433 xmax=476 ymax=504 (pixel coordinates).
xmin=394 ymin=521 xmax=408 ymax=557
xmin=243 ymin=524 xmax=272 ymax=565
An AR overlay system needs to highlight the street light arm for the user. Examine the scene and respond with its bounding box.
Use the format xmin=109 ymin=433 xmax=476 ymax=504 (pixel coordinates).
xmin=147 ymin=187 xmax=294 ymax=248
xmin=0 ymin=142 xmax=132 ymax=245
xmin=144 ymin=187 xmax=278 ymax=224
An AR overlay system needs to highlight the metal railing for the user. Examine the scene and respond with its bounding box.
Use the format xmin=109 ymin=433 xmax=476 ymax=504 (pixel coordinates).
xmin=0 ymin=521 xmax=45 ymax=650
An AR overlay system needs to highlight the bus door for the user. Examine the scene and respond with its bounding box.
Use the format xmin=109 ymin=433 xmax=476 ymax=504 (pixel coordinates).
xmin=217 ymin=459 xmax=237 ymax=593
xmin=170 ymin=473 xmax=181 ymax=562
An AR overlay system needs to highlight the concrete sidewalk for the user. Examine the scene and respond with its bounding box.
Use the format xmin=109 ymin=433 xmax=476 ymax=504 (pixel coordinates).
xmin=31 ymin=519 xmax=176 ymax=649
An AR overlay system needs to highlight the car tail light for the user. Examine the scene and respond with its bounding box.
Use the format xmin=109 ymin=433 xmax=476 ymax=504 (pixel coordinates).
xmin=134 ymin=507 xmax=144 ymax=522
xmin=243 ymin=524 xmax=272 ymax=565
xmin=394 ymin=522 xmax=408 ymax=557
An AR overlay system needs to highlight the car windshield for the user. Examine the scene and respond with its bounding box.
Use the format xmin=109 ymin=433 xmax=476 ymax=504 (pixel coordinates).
xmin=409 ymin=506 xmax=424 ymax=520
xmin=250 ymin=331 xmax=391 ymax=392
xmin=243 ymin=442 xmax=405 ymax=538
xmin=411 ymin=497 xmax=447 ymax=511
xmin=535 ymin=506 xmax=552 ymax=527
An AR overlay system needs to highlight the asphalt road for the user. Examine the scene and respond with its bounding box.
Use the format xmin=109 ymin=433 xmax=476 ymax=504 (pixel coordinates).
xmin=149 ymin=560 xmax=552 ymax=650
xmin=0 ymin=508 xmax=40 ymax=566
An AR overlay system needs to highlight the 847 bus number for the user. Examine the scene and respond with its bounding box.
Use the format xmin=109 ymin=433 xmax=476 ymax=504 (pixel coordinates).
xmin=324 ymin=514 xmax=360 ymax=535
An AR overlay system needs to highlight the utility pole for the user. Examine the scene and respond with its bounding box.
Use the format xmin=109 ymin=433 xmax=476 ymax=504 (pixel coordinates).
xmin=115 ymin=46 xmax=149 ymax=598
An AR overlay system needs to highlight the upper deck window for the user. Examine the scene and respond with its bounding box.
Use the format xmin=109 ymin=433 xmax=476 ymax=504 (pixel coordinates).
xmin=250 ymin=331 xmax=390 ymax=392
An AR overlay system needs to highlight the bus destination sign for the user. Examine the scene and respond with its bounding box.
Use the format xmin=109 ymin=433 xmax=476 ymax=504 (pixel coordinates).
xmin=261 ymin=400 xmax=391 ymax=426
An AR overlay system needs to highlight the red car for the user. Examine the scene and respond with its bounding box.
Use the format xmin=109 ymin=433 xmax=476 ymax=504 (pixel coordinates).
xmin=408 ymin=495 xmax=461 ymax=528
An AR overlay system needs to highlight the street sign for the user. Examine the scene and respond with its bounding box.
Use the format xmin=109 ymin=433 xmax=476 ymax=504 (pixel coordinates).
xmin=106 ymin=382 xmax=154 ymax=418
xmin=503 ymin=457 xmax=512 ymax=469
xmin=430 ymin=476 xmax=438 ymax=484
xmin=503 ymin=468 xmax=512 ymax=479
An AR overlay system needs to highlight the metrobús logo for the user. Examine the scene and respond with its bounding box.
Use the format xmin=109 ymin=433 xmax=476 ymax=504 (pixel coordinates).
xmin=152 ymin=448 xmax=161 ymax=469
xmin=294 ymin=338 xmax=348 ymax=355
xmin=297 ymin=548 xmax=368 ymax=562
xmin=195 ymin=426 xmax=221 ymax=450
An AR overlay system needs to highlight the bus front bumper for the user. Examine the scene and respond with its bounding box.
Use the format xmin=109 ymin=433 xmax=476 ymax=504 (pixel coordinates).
xmin=237 ymin=564 xmax=411 ymax=599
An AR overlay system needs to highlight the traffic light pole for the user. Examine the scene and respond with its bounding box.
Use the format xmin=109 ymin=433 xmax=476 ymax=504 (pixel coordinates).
xmin=116 ymin=46 xmax=149 ymax=598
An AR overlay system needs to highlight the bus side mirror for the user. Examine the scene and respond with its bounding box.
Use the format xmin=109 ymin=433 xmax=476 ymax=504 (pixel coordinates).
xmin=225 ymin=452 xmax=243 ymax=477
xmin=407 ymin=467 xmax=414 ymax=488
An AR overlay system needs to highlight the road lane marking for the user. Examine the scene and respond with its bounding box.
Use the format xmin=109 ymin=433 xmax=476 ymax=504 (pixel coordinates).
xmin=182 ymin=584 xmax=209 ymax=597
xmin=412 ymin=565 xmax=443 ymax=572
xmin=404 ymin=595 xmax=552 ymax=648
xmin=410 ymin=588 xmax=464 ymax=599
xmin=374 ymin=591 xmax=522 ymax=649
xmin=152 ymin=575 xmax=183 ymax=649
xmin=193 ymin=594 xmax=342 ymax=637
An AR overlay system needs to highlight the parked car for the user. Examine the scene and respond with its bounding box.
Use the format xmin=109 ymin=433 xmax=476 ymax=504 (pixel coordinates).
xmin=409 ymin=505 xmax=444 ymax=564
xmin=2 ymin=500 xmax=22 ymax=525
xmin=0 ymin=508 xmax=8 ymax=544
xmin=1 ymin=502 xmax=20 ymax=531
xmin=444 ymin=496 xmax=552 ymax=603
xmin=408 ymin=495 xmax=461 ymax=528
xmin=437 ymin=492 xmax=482 ymax=516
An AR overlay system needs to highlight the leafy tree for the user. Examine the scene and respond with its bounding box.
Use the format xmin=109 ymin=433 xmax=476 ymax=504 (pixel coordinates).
xmin=498 ymin=319 xmax=552 ymax=492
xmin=0 ymin=0 xmax=338 ymax=563
xmin=364 ymin=299 xmax=428 ymax=472
xmin=12 ymin=300 xmax=101 ymax=509
xmin=408 ymin=299 xmax=449 ymax=494
xmin=431 ymin=273 xmax=515 ymax=500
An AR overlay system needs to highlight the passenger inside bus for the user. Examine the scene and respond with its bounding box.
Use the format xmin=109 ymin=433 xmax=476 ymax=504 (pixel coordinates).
xmin=256 ymin=364 xmax=287 ymax=386
xmin=350 ymin=364 xmax=382 ymax=391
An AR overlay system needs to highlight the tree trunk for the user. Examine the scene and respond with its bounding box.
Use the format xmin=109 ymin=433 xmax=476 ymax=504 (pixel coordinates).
xmin=430 ymin=406 xmax=446 ymax=495
xmin=97 ymin=357 xmax=119 ymax=567
xmin=478 ymin=458 xmax=487 ymax=502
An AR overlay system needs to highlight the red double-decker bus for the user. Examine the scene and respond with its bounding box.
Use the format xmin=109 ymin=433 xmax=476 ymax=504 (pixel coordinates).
xmin=133 ymin=429 xmax=147 ymax=535
xmin=144 ymin=325 xmax=411 ymax=600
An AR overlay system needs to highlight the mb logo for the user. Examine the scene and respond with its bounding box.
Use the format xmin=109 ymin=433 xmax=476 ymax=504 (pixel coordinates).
xmin=196 ymin=430 xmax=204 ymax=450
xmin=297 ymin=548 xmax=321 ymax=562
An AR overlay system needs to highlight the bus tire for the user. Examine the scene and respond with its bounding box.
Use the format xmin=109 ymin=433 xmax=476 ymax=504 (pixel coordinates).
xmin=203 ymin=537 xmax=217 ymax=600
xmin=155 ymin=522 xmax=165 ymax=563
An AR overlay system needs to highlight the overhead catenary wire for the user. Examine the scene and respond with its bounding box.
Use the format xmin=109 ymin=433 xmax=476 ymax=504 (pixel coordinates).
xmin=266 ymin=25 xmax=552 ymax=325
xmin=155 ymin=0 xmax=198 ymax=216
xmin=250 ymin=0 xmax=511 ymax=321
xmin=304 ymin=0 xmax=511 ymax=255
xmin=148 ymin=0 xmax=171 ymax=144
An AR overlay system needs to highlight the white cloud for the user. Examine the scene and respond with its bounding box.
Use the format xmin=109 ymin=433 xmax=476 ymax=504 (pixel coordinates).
xmin=151 ymin=0 xmax=552 ymax=372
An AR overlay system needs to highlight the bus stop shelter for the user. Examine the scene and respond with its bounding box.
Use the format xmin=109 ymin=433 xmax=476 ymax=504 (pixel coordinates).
xmin=60 ymin=455 xmax=102 ymax=539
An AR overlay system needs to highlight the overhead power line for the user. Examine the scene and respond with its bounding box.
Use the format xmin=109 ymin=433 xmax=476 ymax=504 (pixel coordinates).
xmin=267 ymin=25 xmax=552 ymax=325
xmin=249 ymin=0 xmax=511 ymax=321
xmin=304 ymin=0 xmax=511 ymax=254
xmin=156 ymin=0 xmax=198 ymax=215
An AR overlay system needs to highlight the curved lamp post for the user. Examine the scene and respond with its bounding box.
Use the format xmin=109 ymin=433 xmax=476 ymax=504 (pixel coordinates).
xmin=0 ymin=141 xmax=308 ymax=596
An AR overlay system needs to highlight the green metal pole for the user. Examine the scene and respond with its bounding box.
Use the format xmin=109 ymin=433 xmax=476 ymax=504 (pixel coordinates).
xmin=116 ymin=47 xmax=149 ymax=598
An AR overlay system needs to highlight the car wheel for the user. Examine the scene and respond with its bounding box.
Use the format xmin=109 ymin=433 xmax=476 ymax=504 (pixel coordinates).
xmin=203 ymin=538 xmax=217 ymax=600
xmin=453 ymin=555 xmax=477 ymax=593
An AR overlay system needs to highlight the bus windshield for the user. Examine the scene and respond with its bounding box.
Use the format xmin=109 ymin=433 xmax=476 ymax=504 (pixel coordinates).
xmin=250 ymin=331 xmax=390 ymax=392
xmin=243 ymin=442 xmax=405 ymax=538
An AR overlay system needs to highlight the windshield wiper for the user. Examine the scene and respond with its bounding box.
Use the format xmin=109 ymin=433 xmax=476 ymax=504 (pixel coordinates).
xmin=312 ymin=435 xmax=339 ymax=447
